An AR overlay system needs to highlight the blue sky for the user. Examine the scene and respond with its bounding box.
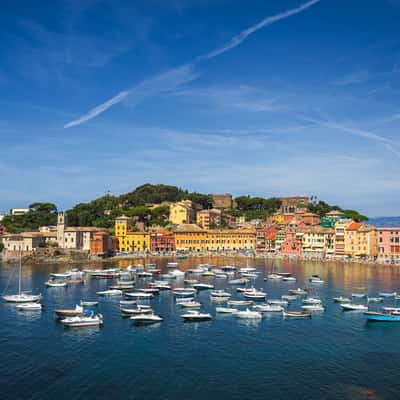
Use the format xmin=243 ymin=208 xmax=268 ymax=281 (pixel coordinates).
xmin=1 ymin=0 xmax=400 ymax=217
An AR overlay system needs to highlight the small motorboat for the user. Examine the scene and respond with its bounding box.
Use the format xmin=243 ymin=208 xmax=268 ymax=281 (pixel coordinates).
xmin=310 ymin=278 xmax=324 ymax=284
xmin=216 ymin=307 xmax=239 ymax=314
xmin=283 ymin=310 xmax=312 ymax=318
xmin=268 ymin=299 xmax=288 ymax=306
xmin=282 ymin=276 xmax=297 ymax=282
xmin=243 ymin=289 xmax=266 ymax=300
xmin=301 ymin=304 xmax=325 ymax=311
xmin=364 ymin=311 xmax=400 ymax=322
xmin=236 ymin=287 xmax=248 ymax=293
xmin=192 ymin=283 xmax=214 ymax=291
xmin=167 ymin=262 xmax=179 ymax=268
xmin=281 ymin=295 xmax=297 ymax=301
xmin=16 ymin=302 xmax=42 ymax=311
xmin=215 ymin=273 xmax=228 ymax=279
xmin=137 ymin=271 xmax=153 ymax=278
xmin=61 ymin=311 xmax=103 ymax=327
xmin=228 ymin=278 xmax=250 ymax=285
xmin=382 ymin=307 xmax=400 ymax=312
xmin=121 ymin=305 xmax=153 ymax=315
xmin=333 ymin=296 xmax=351 ymax=303
xmin=288 ymin=288 xmax=307 ymax=295
xmin=182 ymin=310 xmax=212 ymax=322
xmin=351 ymin=293 xmax=366 ymax=298
xmin=367 ymin=297 xmax=384 ymax=303
xmin=50 ymin=272 xmax=72 ymax=279
xmin=234 ymin=308 xmax=262 ymax=319
xmin=202 ymin=271 xmax=216 ymax=277
xmin=120 ymin=300 xmax=137 ymax=305
xmin=96 ymin=289 xmax=123 ymax=296
xmin=227 ymin=300 xmax=253 ymax=306
xmin=131 ymin=313 xmax=163 ymax=324
xmin=180 ymin=301 xmax=201 ymax=308
xmin=55 ymin=304 xmax=83 ymax=317
xmin=109 ymin=284 xmax=134 ymax=290
xmin=45 ymin=280 xmax=68 ymax=287
xmin=340 ymin=303 xmax=368 ymax=311
xmin=138 ymin=288 xmax=160 ymax=295
xmin=184 ymin=279 xmax=198 ymax=284
xmin=169 ymin=269 xmax=185 ymax=278
xmin=175 ymin=297 xmax=195 ymax=304
xmin=267 ymin=274 xmax=283 ymax=280
xmin=210 ymin=290 xmax=231 ymax=298
xmin=145 ymin=263 xmax=157 ymax=269
xmin=160 ymin=273 xmax=176 ymax=280
xmin=80 ymin=300 xmax=98 ymax=306
xmin=124 ymin=292 xmax=154 ymax=299
xmin=239 ymin=267 xmax=257 ymax=273
xmin=241 ymin=272 xmax=259 ymax=278
xmin=302 ymin=297 xmax=322 ymax=305
xmin=173 ymin=288 xmax=197 ymax=297
xmin=379 ymin=292 xmax=397 ymax=298
xmin=252 ymin=304 xmax=283 ymax=312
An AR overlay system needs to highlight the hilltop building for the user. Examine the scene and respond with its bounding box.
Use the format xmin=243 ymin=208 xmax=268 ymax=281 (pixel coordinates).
xmin=279 ymin=196 xmax=309 ymax=214
xmin=169 ymin=200 xmax=196 ymax=225
xmin=196 ymin=209 xmax=222 ymax=229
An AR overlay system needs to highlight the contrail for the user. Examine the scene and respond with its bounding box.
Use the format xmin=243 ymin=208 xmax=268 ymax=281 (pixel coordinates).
xmin=64 ymin=0 xmax=321 ymax=128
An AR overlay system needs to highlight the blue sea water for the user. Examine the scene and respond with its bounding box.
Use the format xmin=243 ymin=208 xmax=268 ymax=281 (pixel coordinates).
xmin=1 ymin=256 xmax=400 ymax=400
xmin=368 ymin=216 xmax=400 ymax=227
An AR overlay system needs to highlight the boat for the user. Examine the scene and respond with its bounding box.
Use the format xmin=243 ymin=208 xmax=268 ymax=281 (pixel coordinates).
xmin=351 ymin=293 xmax=366 ymax=298
xmin=184 ymin=279 xmax=198 ymax=285
xmin=276 ymin=272 xmax=293 ymax=277
xmin=288 ymin=288 xmax=308 ymax=295
xmin=302 ymin=297 xmax=322 ymax=305
xmin=364 ymin=311 xmax=400 ymax=322
xmin=210 ymin=290 xmax=231 ymax=298
xmin=340 ymin=303 xmax=368 ymax=311
xmin=96 ymin=289 xmax=123 ymax=296
xmin=55 ymin=304 xmax=83 ymax=317
xmin=50 ymin=272 xmax=72 ymax=279
xmin=145 ymin=263 xmax=157 ymax=269
xmin=16 ymin=302 xmax=42 ymax=311
xmin=241 ymin=272 xmax=259 ymax=278
xmin=137 ymin=271 xmax=152 ymax=278
xmin=182 ymin=310 xmax=212 ymax=322
xmin=282 ymin=276 xmax=297 ymax=282
xmin=187 ymin=267 xmax=206 ymax=275
xmin=239 ymin=267 xmax=257 ymax=273
xmin=180 ymin=301 xmax=201 ymax=308
xmin=333 ymin=296 xmax=351 ymax=303
xmin=109 ymin=283 xmax=134 ymax=290
xmin=192 ymin=283 xmax=214 ymax=290
xmin=367 ymin=297 xmax=384 ymax=303
xmin=131 ymin=313 xmax=163 ymax=324
xmin=382 ymin=307 xmax=400 ymax=312
xmin=2 ymin=252 xmax=42 ymax=303
xmin=283 ymin=310 xmax=312 ymax=318
xmin=80 ymin=300 xmax=98 ymax=306
xmin=121 ymin=305 xmax=153 ymax=315
xmin=234 ymin=308 xmax=262 ymax=319
xmin=61 ymin=310 xmax=103 ymax=327
xmin=167 ymin=262 xmax=179 ymax=268
xmin=138 ymin=288 xmax=160 ymax=295
xmin=228 ymin=278 xmax=249 ymax=285
xmin=227 ymin=300 xmax=253 ymax=306
xmin=281 ymin=295 xmax=297 ymax=301
xmin=379 ymin=292 xmax=397 ymax=298
xmin=215 ymin=273 xmax=228 ymax=279
xmin=268 ymin=299 xmax=288 ymax=306
xmin=310 ymin=277 xmax=324 ymax=284
xmin=169 ymin=269 xmax=185 ymax=278
xmin=221 ymin=265 xmax=237 ymax=272
xmin=202 ymin=271 xmax=216 ymax=277
xmin=160 ymin=273 xmax=176 ymax=280
xmin=267 ymin=274 xmax=283 ymax=280
xmin=173 ymin=288 xmax=197 ymax=297
xmin=236 ymin=287 xmax=248 ymax=293
xmin=125 ymin=292 xmax=154 ymax=299
xmin=175 ymin=297 xmax=195 ymax=304
xmin=243 ymin=289 xmax=266 ymax=300
xmin=216 ymin=307 xmax=239 ymax=314
xmin=45 ymin=280 xmax=68 ymax=287
xmin=120 ymin=300 xmax=136 ymax=305
xmin=252 ymin=304 xmax=283 ymax=312
xmin=395 ymin=295 xmax=400 ymax=301
xmin=301 ymin=304 xmax=325 ymax=311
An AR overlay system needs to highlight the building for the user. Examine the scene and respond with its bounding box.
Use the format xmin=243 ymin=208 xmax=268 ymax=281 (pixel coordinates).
xmin=377 ymin=227 xmax=400 ymax=261
xmin=2 ymin=232 xmax=45 ymax=253
xmin=115 ymin=216 xmax=150 ymax=252
xmin=212 ymin=194 xmax=235 ymax=209
xmin=169 ymin=200 xmax=196 ymax=225
xmin=90 ymin=231 xmax=115 ymax=255
xmin=280 ymin=217 xmax=305 ymax=255
xmin=344 ymin=222 xmax=378 ymax=258
xmin=299 ymin=226 xmax=335 ymax=256
xmin=10 ymin=208 xmax=30 ymax=216
xmin=174 ymin=224 xmax=206 ymax=252
xmin=150 ymin=230 xmax=175 ymax=253
xmin=320 ymin=210 xmax=346 ymax=228
xmin=334 ymin=219 xmax=352 ymax=256
xmin=196 ymin=209 xmax=222 ymax=229
xmin=279 ymin=197 xmax=309 ymax=214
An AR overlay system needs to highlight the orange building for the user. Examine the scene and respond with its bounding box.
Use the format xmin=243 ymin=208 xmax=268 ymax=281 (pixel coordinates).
xmin=90 ymin=230 xmax=113 ymax=255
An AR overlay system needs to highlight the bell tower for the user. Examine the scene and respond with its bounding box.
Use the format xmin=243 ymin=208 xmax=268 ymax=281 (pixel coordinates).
xmin=57 ymin=212 xmax=67 ymax=248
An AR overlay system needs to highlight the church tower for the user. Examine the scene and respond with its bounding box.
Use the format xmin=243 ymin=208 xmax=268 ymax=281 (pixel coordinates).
xmin=57 ymin=212 xmax=67 ymax=248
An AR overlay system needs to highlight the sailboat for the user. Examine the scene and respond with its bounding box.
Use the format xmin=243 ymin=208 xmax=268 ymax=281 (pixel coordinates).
xmin=2 ymin=252 xmax=42 ymax=303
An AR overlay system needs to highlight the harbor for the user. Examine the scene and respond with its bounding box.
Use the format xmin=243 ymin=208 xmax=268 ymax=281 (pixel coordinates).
xmin=2 ymin=256 xmax=400 ymax=399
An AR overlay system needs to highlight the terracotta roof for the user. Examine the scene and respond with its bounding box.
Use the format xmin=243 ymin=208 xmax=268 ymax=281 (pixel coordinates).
xmin=347 ymin=222 xmax=362 ymax=231
xmin=175 ymin=224 xmax=204 ymax=232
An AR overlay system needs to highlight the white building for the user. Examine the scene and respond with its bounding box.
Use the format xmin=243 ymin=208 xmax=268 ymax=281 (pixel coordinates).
xmin=10 ymin=208 xmax=30 ymax=216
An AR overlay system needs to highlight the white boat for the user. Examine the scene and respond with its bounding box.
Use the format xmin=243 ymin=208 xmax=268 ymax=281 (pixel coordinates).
xmin=239 ymin=267 xmax=257 ymax=273
xmin=310 ymin=278 xmax=324 ymax=284
xmin=216 ymin=307 xmax=239 ymax=314
xmin=173 ymin=288 xmax=197 ymax=297
xmin=302 ymin=297 xmax=322 ymax=305
xmin=268 ymin=299 xmax=288 ymax=306
xmin=61 ymin=311 xmax=103 ymax=327
xmin=145 ymin=263 xmax=157 ymax=269
xmin=382 ymin=307 xmax=400 ymax=312
xmin=192 ymin=283 xmax=214 ymax=290
xmin=184 ymin=279 xmax=198 ymax=284
xmin=131 ymin=313 xmax=163 ymax=324
xmin=45 ymin=280 xmax=68 ymax=287
xmin=253 ymin=304 xmax=283 ymax=312
xmin=138 ymin=288 xmax=160 ymax=295
xmin=50 ymin=272 xmax=72 ymax=279
xmin=227 ymin=300 xmax=253 ymax=306
xmin=228 ymin=278 xmax=249 ymax=285
xmin=367 ymin=297 xmax=383 ymax=303
xmin=175 ymin=297 xmax=195 ymax=304
xmin=243 ymin=289 xmax=266 ymax=300
xmin=187 ymin=268 xmax=206 ymax=275
xmin=80 ymin=300 xmax=99 ymax=306
xmin=267 ymin=274 xmax=283 ymax=280
xmin=125 ymin=292 xmax=154 ymax=299
xmin=221 ymin=265 xmax=236 ymax=272
xmin=180 ymin=301 xmax=201 ymax=308
xmin=210 ymin=290 xmax=231 ymax=298
xmin=120 ymin=300 xmax=137 ymax=305
xmin=215 ymin=273 xmax=228 ymax=279
xmin=282 ymin=276 xmax=297 ymax=282
xmin=2 ymin=253 xmax=42 ymax=303
xmin=167 ymin=262 xmax=179 ymax=268
xmin=301 ymin=304 xmax=325 ymax=311
xmin=281 ymin=295 xmax=297 ymax=301
xmin=333 ymin=296 xmax=351 ymax=303
xmin=160 ymin=273 xmax=176 ymax=280
xmin=96 ymin=289 xmax=123 ymax=296
xmin=351 ymin=293 xmax=366 ymax=298
xmin=236 ymin=287 xmax=248 ymax=293
xmin=169 ymin=269 xmax=185 ymax=278
xmin=379 ymin=292 xmax=397 ymax=297
xmin=121 ymin=305 xmax=153 ymax=315
xmin=288 ymin=288 xmax=308 ymax=295
xmin=137 ymin=271 xmax=152 ymax=278
xmin=109 ymin=283 xmax=134 ymax=290
xmin=16 ymin=302 xmax=42 ymax=311
xmin=202 ymin=270 xmax=216 ymax=277
xmin=241 ymin=272 xmax=259 ymax=278
xmin=340 ymin=303 xmax=368 ymax=311
xmin=234 ymin=308 xmax=262 ymax=319
xmin=182 ymin=310 xmax=212 ymax=321
xmin=283 ymin=310 xmax=312 ymax=318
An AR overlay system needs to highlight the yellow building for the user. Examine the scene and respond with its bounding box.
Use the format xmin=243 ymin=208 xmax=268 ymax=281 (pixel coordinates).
xmin=196 ymin=209 xmax=222 ymax=229
xmin=344 ymin=222 xmax=378 ymax=258
xmin=174 ymin=224 xmax=256 ymax=252
xmin=334 ymin=219 xmax=353 ymax=256
xmin=169 ymin=200 xmax=195 ymax=225
xmin=299 ymin=226 xmax=335 ymax=255
xmin=115 ymin=216 xmax=150 ymax=252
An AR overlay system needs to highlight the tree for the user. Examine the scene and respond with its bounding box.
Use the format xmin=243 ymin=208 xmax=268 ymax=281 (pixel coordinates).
xmin=343 ymin=209 xmax=368 ymax=222
xmin=0 ymin=242 xmax=4 ymax=252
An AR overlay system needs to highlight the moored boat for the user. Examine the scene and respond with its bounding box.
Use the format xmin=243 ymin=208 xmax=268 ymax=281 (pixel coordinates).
xmin=192 ymin=283 xmax=214 ymax=291
xmin=16 ymin=302 xmax=42 ymax=311
xmin=45 ymin=280 xmax=68 ymax=287
xmin=288 ymin=288 xmax=307 ymax=295
xmin=340 ymin=303 xmax=368 ymax=311
xmin=234 ymin=308 xmax=262 ymax=319
xmin=364 ymin=311 xmax=400 ymax=322
xmin=379 ymin=292 xmax=397 ymax=298
xmin=333 ymin=296 xmax=351 ymax=303
xmin=80 ymin=300 xmax=99 ymax=306
xmin=182 ymin=310 xmax=212 ymax=322
xmin=301 ymin=304 xmax=325 ymax=311
xmin=253 ymin=304 xmax=283 ymax=312
xmin=283 ymin=310 xmax=312 ymax=318
xmin=55 ymin=304 xmax=83 ymax=317
xmin=131 ymin=313 xmax=163 ymax=324
xmin=228 ymin=278 xmax=249 ymax=285
xmin=61 ymin=311 xmax=103 ymax=327
xmin=227 ymin=300 xmax=253 ymax=306
xmin=96 ymin=289 xmax=123 ymax=296
xmin=216 ymin=307 xmax=239 ymax=314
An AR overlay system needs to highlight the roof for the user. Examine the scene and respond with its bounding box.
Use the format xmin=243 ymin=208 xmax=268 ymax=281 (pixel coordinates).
xmin=115 ymin=215 xmax=130 ymax=220
xmin=326 ymin=210 xmax=345 ymax=217
xmin=299 ymin=226 xmax=335 ymax=234
xmin=347 ymin=222 xmax=362 ymax=231
xmin=359 ymin=224 xmax=376 ymax=233
xmin=65 ymin=227 xmax=104 ymax=232
xmin=175 ymin=224 xmax=204 ymax=232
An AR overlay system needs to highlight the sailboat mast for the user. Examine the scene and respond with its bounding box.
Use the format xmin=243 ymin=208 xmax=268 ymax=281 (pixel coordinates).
xmin=18 ymin=249 xmax=22 ymax=296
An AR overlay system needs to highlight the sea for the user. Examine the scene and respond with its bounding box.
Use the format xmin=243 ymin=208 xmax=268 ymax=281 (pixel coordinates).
xmin=1 ymin=256 xmax=400 ymax=400
xmin=368 ymin=216 xmax=400 ymax=227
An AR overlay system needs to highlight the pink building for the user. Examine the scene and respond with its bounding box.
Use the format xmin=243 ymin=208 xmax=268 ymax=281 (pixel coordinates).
xmin=377 ymin=227 xmax=400 ymax=260
xmin=281 ymin=217 xmax=304 ymax=255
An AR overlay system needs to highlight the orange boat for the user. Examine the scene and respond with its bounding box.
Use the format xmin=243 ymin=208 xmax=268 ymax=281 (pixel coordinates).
xmin=55 ymin=304 xmax=83 ymax=317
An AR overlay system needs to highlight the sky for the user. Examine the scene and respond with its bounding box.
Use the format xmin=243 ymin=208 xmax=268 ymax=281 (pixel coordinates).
xmin=0 ymin=0 xmax=400 ymax=217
